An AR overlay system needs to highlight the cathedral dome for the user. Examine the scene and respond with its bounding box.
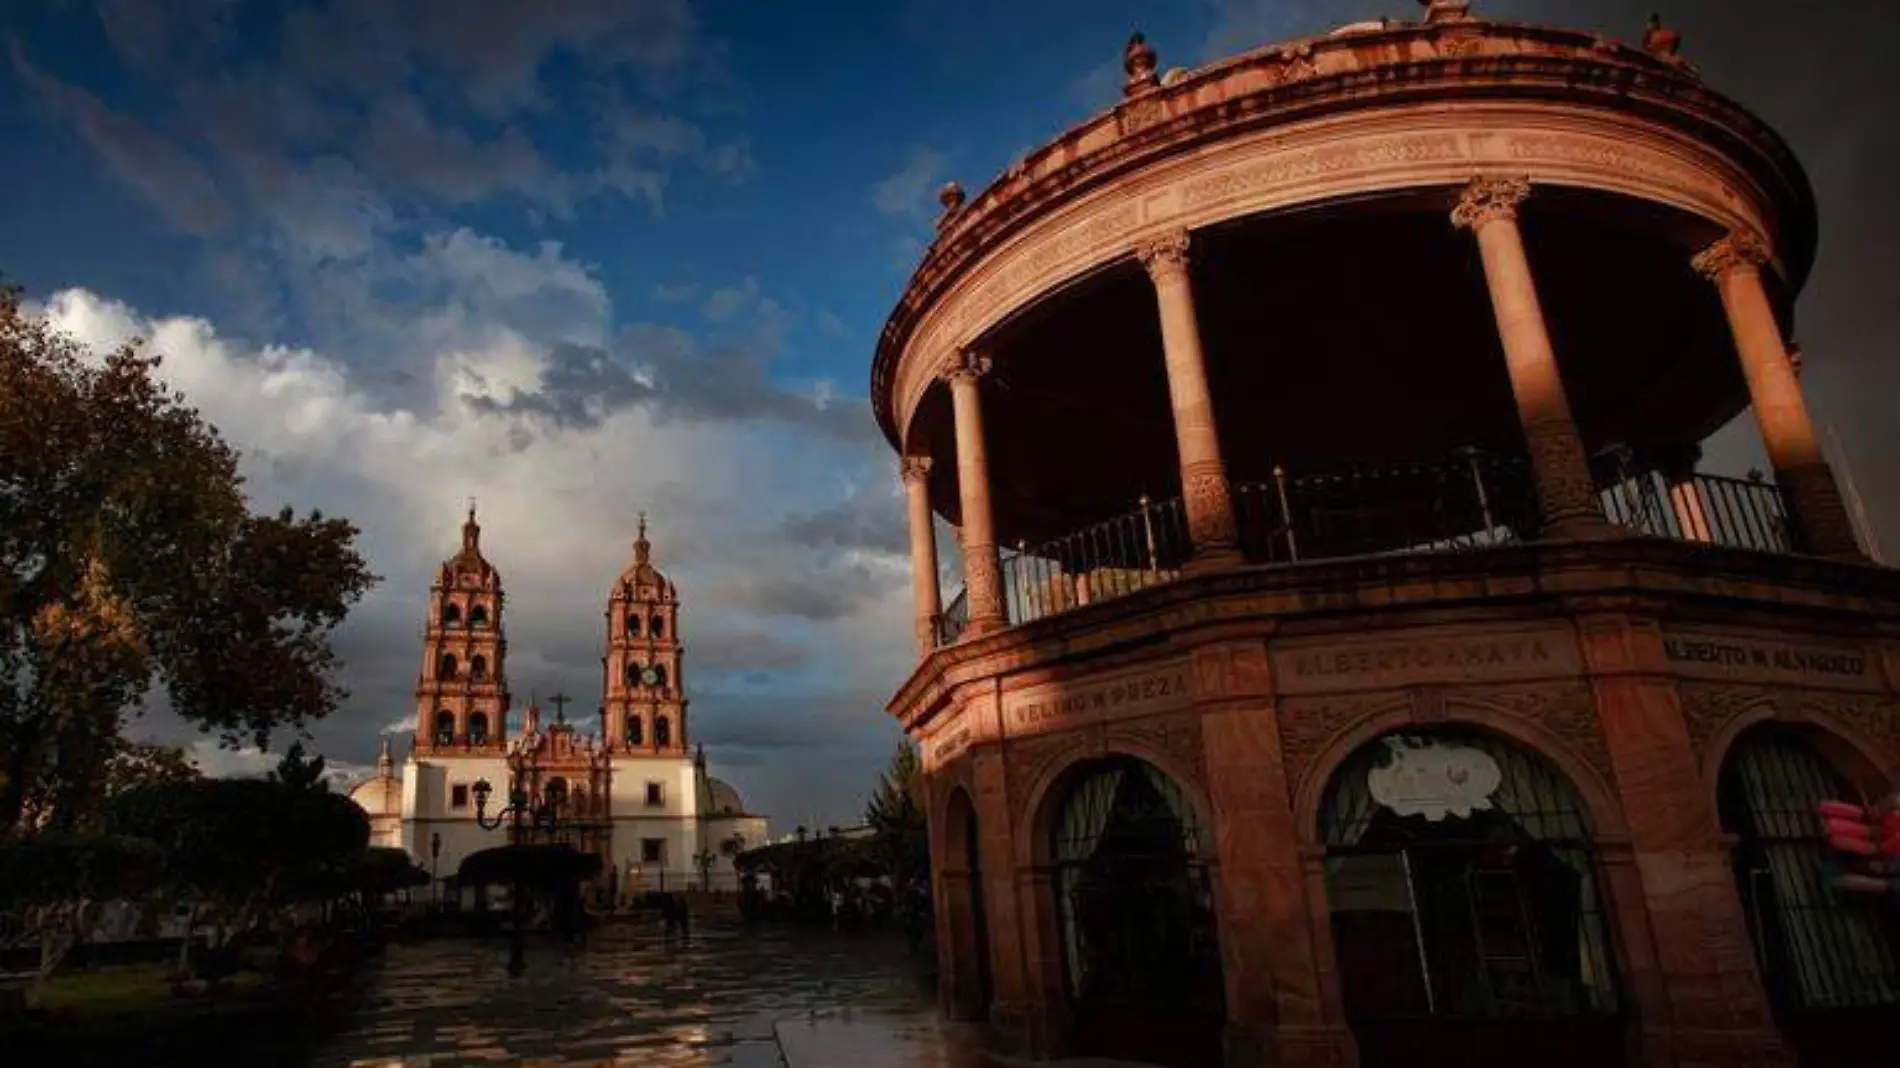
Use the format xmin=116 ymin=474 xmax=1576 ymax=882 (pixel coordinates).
xmin=707 ymin=777 xmax=747 ymax=816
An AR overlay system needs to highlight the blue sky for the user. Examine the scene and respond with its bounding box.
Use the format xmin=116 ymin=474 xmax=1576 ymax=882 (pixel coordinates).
xmin=3 ymin=0 xmax=1896 ymax=826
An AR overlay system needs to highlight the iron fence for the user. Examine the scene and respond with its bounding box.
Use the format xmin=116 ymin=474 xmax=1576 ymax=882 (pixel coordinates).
xmin=930 ymin=452 xmax=1810 ymax=647
xmin=1600 ymin=469 xmax=1802 ymax=555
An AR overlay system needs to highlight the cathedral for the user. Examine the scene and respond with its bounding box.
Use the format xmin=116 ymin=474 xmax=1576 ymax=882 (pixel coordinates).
xmin=348 ymin=506 xmax=769 ymax=893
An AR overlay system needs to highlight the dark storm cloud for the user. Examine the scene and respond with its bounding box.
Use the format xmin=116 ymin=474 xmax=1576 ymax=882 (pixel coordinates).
xmin=780 ymin=491 xmax=909 ymax=556
xmin=470 ymin=336 xmax=879 ymax=445
xmin=705 ymin=564 xmax=888 ymax=623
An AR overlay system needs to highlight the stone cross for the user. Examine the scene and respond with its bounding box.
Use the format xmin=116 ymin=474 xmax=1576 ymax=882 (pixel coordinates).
xmin=549 ymin=691 xmax=572 ymax=723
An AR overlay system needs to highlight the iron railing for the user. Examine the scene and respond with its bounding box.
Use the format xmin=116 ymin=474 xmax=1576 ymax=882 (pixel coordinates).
xmin=930 ymin=453 xmax=1809 ymax=647
xmin=1600 ymin=469 xmax=1802 ymax=555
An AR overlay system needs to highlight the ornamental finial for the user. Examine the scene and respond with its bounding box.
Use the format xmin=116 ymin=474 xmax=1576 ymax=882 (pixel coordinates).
xmin=1123 ymin=32 xmax=1159 ymax=96
xmin=1643 ymin=13 xmax=1684 ymax=60
xmin=1417 ymin=0 xmax=1472 ymax=23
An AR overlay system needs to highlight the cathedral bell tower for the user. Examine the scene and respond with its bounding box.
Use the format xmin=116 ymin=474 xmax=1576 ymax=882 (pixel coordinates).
xmin=414 ymin=502 xmax=511 ymax=755
xmin=602 ymin=514 xmax=687 ymax=754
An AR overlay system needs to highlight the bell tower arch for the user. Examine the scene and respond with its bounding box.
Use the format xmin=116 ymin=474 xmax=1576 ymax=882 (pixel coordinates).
xmin=602 ymin=513 xmax=688 ymax=754
xmin=414 ymin=502 xmax=511 ymax=754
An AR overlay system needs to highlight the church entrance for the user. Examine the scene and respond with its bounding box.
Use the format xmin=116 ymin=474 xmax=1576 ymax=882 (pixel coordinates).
xmin=1052 ymin=757 xmax=1223 ymax=1068
xmin=1719 ymin=724 xmax=1900 ymax=1066
xmin=1320 ymin=729 xmax=1624 ymax=1068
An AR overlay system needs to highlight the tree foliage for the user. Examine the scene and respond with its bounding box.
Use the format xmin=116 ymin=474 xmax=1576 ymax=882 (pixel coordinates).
xmin=864 ymin=739 xmax=929 ymax=888
xmin=0 ymin=831 xmax=163 ymax=990
xmin=103 ymin=778 xmax=370 ymax=954
xmin=1 ymin=282 xmax=377 ymax=834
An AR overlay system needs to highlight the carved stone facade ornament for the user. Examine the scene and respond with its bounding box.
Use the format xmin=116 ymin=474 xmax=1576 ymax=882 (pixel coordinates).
xmin=1450 ymin=174 xmax=1532 ymax=231
xmin=900 ymin=455 xmax=933 ymax=485
xmin=1450 ymin=687 xmax=1615 ymax=787
xmin=1278 ymin=695 xmax=1409 ymax=789
xmin=1368 ymin=737 xmax=1503 ymax=821
xmin=1691 ymin=227 xmax=1772 ymax=279
xmin=1136 ymin=228 xmax=1192 ymax=283
xmin=1525 ymin=420 xmax=1608 ymax=529
xmin=1123 ymin=33 xmax=1160 ymax=96
xmin=1184 ymin=468 xmax=1239 ymax=546
xmin=942 ymin=349 xmax=993 ymax=384
xmin=1108 ymin=712 xmax=1205 ymax=781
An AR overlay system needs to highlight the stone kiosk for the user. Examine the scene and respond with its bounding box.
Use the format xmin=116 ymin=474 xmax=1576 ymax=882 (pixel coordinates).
xmin=872 ymin=5 xmax=1900 ymax=1067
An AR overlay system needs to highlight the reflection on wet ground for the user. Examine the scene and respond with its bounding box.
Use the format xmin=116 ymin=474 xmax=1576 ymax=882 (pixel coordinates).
xmin=314 ymin=921 xmax=944 ymax=1068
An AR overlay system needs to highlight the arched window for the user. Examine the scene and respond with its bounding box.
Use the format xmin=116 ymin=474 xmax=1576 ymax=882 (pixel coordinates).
xmin=650 ymin=614 xmax=666 ymax=638
xmin=1719 ymin=725 xmax=1900 ymax=1024
xmin=1051 ymin=756 xmax=1223 ymax=1065
xmin=469 ymin=604 xmax=489 ymax=627
xmin=468 ymin=711 xmax=489 ymax=744
xmin=439 ymin=653 xmax=458 ymax=679
xmin=626 ymin=613 xmax=641 ymax=637
xmin=653 ymin=664 xmax=669 ymax=689
xmin=624 ymin=661 xmax=642 ymax=687
xmin=470 ymin=655 xmax=487 ymax=681
xmin=1319 ymin=729 xmax=1620 ymax=1057
xmin=442 ymin=603 xmax=462 ymax=626
xmin=434 ymin=710 xmax=454 ymax=745
xmin=627 ymin=715 xmax=644 ymax=746
xmin=655 ymin=716 xmax=671 ymax=747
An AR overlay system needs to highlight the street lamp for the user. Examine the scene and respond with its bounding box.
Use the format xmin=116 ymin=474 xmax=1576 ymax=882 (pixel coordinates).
xmin=472 ymin=776 xmax=569 ymax=977
xmin=430 ymin=832 xmax=441 ymax=906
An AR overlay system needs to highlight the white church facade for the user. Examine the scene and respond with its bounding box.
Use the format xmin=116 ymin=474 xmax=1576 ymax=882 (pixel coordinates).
xmin=348 ymin=508 xmax=768 ymax=893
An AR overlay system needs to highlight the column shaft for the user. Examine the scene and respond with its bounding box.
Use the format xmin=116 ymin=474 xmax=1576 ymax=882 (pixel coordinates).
xmin=1453 ymin=177 xmax=1606 ymax=537
xmin=1693 ymin=231 xmax=1861 ymax=557
xmin=947 ymin=355 xmax=1007 ymax=633
xmin=902 ymin=457 xmax=943 ymax=655
xmin=1137 ymin=230 xmax=1240 ymax=563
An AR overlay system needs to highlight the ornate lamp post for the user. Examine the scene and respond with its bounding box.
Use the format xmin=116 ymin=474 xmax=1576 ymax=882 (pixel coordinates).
xmin=472 ymin=776 xmax=569 ymax=977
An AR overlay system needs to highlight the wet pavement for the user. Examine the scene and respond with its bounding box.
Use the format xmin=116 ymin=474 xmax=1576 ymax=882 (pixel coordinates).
xmin=311 ymin=920 xmax=958 ymax=1068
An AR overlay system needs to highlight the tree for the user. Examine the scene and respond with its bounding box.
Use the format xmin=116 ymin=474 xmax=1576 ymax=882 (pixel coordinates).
xmin=103 ymin=778 xmax=370 ymax=974
xmin=0 ymin=832 xmax=163 ymax=993
xmin=270 ymin=740 xmax=329 ymax=793
xmin=865 ymin=739 xmax=928 ymax=889
xmin=1 ymin=283 xmax=377 ymax=834
xmin=103 ymin=738 xmax=201 ymax=797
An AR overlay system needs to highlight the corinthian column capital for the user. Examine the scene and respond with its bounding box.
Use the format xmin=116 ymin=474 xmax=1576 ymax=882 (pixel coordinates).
xmin=1136 ymin=229 xmax=1192 ymax=283
xmin=1451 ymin=175 xmax=1532 ymax=232
xmin=900 ymin=455 xmax=933 ymax=485
xmin=1691 ymin=228 xmax=1772 ymax=280
xmin=941 ymin=349 xmax=992 ymax=384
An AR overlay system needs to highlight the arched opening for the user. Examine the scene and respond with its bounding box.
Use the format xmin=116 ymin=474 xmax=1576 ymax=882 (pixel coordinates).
xmin=433 ymin=710 xmax=454 ymax=746
xmin=653 ymin=664 xmax=669 ymax=689
xmin=655 ymin=716 xmax=672 ymax=747
xmin=627 ymin=715 xmax=644 ymax=746
xmin=1319 ymin=728 xmax=1623 ymax=1067
xmin=1051 ymin=756 xmax=1223 ymax=1068
xmin=469 ymin=604 xmax=488 ymax=627
xmin=624 ymin=661 xmax=641 ymax=687
xmin=942 ymin=787 xmax=992 ymax=1021
xmin=1718 ymin=723 xmax=1900 ymax=1065
xmin=439 ymin=653 xmax=458 ymax=679
xmin=626 ymin=612 xmax=641 ymax=637
xmin=469 ymin=655 xmax=487 ymax=681
xmin=650 ymin=614 xmax=666 ymax=638
xmin=467 ymin=711 xmax=489 ymax=744
xmin=442 ymin=603 xmax=462 ymax=626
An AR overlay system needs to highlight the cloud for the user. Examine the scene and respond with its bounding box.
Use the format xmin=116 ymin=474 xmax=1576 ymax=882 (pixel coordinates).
xmin=30 ymin=227 xmax=911 ymax=826
xmin=702 ymin=277 xmax=761 ymax=322
xmin=781 ymin=487 xmax=909 ymax=556
xmin=871 ymin=146 xmax=947 ymax=222
xmin=9 ymin=46 xmax=230 ymax=235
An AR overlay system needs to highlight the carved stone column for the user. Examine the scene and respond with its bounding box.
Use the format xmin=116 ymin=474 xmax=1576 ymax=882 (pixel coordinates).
xmin=1137 ymin=229 xmax=1241 ymax=566
xmin=945 ymin=352 xmax=1007 ymax=634
xmin=1692 ymin=230 xmax=1861 ymax=558
xmin=901 ymin=456 xmax=943 ymax=655
xmin=1655 ymin=444 xmax=1714 ymax=543
xmin=1453 ymin=177 xmax=1607 ymax=538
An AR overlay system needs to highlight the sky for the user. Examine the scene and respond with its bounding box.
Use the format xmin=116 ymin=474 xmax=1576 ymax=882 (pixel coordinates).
xmin=2 ymin=0 xmax=1896 ymax=827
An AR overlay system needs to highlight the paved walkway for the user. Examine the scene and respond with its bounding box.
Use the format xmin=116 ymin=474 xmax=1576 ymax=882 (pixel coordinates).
xmin=312 ymin=921 xmax=937 ymax=1068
